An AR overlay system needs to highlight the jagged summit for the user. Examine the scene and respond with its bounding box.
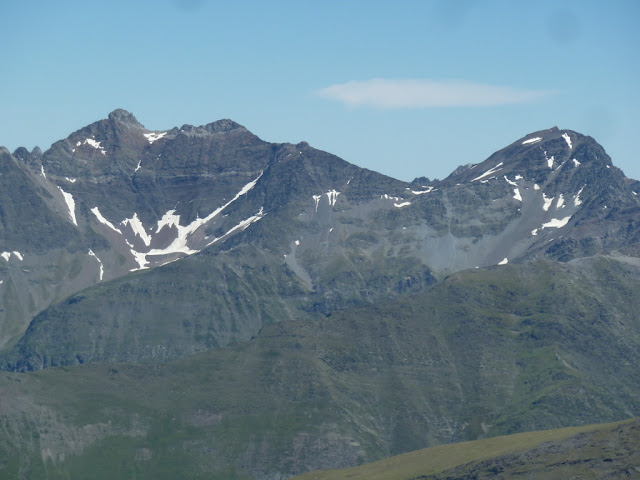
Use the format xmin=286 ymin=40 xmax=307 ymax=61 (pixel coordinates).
xmin=104 ymin=109 xmax=248 ymax=136
xmin=107 ymin=108 xmax=144 ymax=128
xmin=167 ymin=118 xmax=249 ymax=137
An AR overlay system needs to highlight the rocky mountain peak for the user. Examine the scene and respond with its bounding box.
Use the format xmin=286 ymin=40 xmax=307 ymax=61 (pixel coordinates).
xmin=411 ymin=175 xmax=431 ymax=185
xmin=10 ymin=147 xmax=28 ymax=158
xmin=10 ymin=146 xmax=43 ymax=171
xmin=439 ymin=127 xmax=613 ymax=187
xmin=107 ymin=108 xmax=144 ymax=128
xmin=204 ymin=118 xmax=245 ymax=134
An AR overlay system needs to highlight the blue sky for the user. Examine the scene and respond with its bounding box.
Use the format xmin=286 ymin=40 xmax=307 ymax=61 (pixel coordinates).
xmin=1 ymin=0 xmax=638 ymax=182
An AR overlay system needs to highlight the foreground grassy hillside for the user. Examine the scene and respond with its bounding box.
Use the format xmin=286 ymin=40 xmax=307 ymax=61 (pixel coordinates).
xmin=293 ymin=418 xmax=640 ymax=480
xmin=1 ymin=256 xmax=639 ymax=479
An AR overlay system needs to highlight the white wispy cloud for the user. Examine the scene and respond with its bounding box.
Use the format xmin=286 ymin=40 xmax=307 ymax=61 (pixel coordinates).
xmin=316 ymin=79 xmax=556 ymax=108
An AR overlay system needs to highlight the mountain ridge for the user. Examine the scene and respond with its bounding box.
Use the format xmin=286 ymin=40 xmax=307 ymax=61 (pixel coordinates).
xmin=1 ymin=109 xmax=638 ymax=360
xmin=1 ymin=110 xmax=639 ymax=478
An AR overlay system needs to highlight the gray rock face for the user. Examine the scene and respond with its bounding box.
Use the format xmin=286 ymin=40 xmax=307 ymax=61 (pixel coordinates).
xmin=0 ymin=112 xmax=638 ymax=368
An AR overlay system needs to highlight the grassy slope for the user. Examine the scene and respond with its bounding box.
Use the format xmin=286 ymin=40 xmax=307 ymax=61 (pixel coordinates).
xmin=292 ymin=418 xmax=640 ymax=480
xmin=0 ymin=256 xmax=639 ymax=479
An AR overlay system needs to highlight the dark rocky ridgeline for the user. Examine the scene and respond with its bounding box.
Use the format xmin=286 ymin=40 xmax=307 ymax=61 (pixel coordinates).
xmin=1 ymin=113 xmax=639 ymax=368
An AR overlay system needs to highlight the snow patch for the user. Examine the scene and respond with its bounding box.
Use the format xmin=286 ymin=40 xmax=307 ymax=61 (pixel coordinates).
xmin=156 ymin=210 xmax=181 ymax=233
xmin=141 ymin=172 xmax=265 ymax=263
xmin=504 ymin=176 xmax=517 ymax=187
xmin=541 ymin=216 xmax=572 ymax=229
xmin=121 ymin=213 xmax=152 ymax=246
xmin=572 ymin=159 xmax=581 ymax=167
xmin=295 ymin=239 xmax=300 ymax=246
xmin=411 ymin=187 xmax=434 ymax=194
xmin=134 ymin=160 xmax=142 ymax=172
xmin=87 ymin=249 xmax=104 ymax=281
xmin=515 ymin=175 xmax=523 ymax=180
xmin=40 ymin=165 xmax=46 ymax=178
xmin=156 ymin=258 xmax=180 ymax=268
xmin=472 ymin=162 xmax=503 ymax=182
xmin=381 ymin=194 xmax=402 ymax=202
xmin=562 ymin=132 xmax=572 ymax=149
xmin=498 ymin=258 xmax=508 ymax=265
xmin=522 ymin=137 xmax=542 ymax=145
xmin=57 ymin=187 xmax=77 ymax=226
xmin=65 ymin=177 xmax=77 ymax=183
xmin=91 ymin=207 xmax=122 ymax=234
xmin=85 ymin=138 xmax=103 ymax=150
xmin=513 ymin=188 xmax=522 ymax=202
xmin=143 ymin=131 xmax=167 ymax=144
xmin=80 ymin=138 xmax=107 ymax=155
xmin=205 ymin=207 xmax=266 ymax=247
xmin=326 ymin=190 xmax=340 ymax=206
xmin=543 ymin=151 xmax=554 ymax=169
xmin=574 ymin=185 xmax=585 ymax=206
xmin=313 ymin=195 xmax=322 ymax=212
xmin=1 ymin=252 xmax=11 ymax=261
xmin=129 ymin=249 xmax=149 ymax=271
xmin=119 ymin=173 xmax=266 ymax=270
xmin=394 ymin=201 xmax=411 ymax=208
xmin=534 ymin=184 xmax=540 ymax=190
xmin=542 ymin=193 xmax=554 ymax=211
xmin=531 ymin=228 xmax=538 ymax=236
xmin=556 ymin=194 xmax=565 ymax=209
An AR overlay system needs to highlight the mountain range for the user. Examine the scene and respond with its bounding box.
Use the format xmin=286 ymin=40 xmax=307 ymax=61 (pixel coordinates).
xmin=0 ymin=110 xmax=638 ymax=479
